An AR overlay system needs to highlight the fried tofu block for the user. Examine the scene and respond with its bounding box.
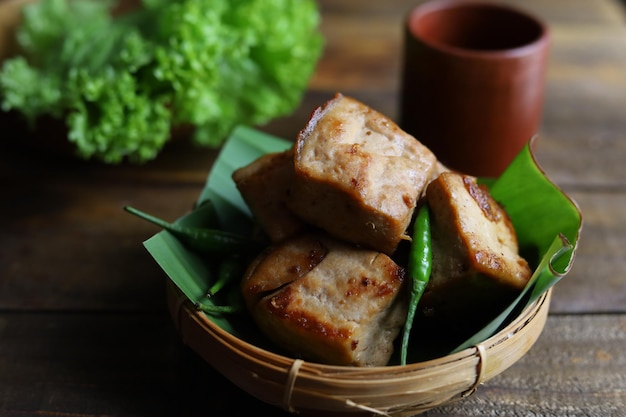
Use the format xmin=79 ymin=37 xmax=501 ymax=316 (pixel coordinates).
xmin=420 ymin=172 xmax=532 ymax=325
xmin=232 ymin=148 xmax=308 ymax=243
xmin=241 ymin=233 xmax=408 ymax=367
xmin=288 ymin=94 xmax=437 ymax=255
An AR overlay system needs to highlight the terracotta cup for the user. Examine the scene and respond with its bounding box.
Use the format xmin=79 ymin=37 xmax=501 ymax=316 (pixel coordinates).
xmin=400 ymin=0 xmax=550 ymax=177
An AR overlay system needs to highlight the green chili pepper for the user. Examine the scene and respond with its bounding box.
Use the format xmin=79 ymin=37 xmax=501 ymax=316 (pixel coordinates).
xmin=195 ymin=285 xmax=244 ymax=315
xmin=206 ymin=255 xmax=245 ymax=298
xmin=400 ymin=203 xmax=432 ymax=366
xmin=194 ymin=302 xmax=241 ymax=315
xmin=124 ymin=205 xmax=260 ymax=254
xmin=187 ymin=199 xmax=220 ymax=228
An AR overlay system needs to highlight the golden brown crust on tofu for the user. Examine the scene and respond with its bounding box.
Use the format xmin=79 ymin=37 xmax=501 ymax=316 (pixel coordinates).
xmin=232 ymin=148 xmax=308 ymax=243
xmin=288 ymin=93 xmax=437 ymax=255
xmin=420 ymin=172 xmax=532 ymax=325
xmin=241 ymin=233 xmax=408 ymax=367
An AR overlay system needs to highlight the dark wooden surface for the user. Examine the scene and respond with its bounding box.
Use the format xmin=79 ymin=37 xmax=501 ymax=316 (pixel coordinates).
xmin=1 ymin=0 xmax=625 ymax=416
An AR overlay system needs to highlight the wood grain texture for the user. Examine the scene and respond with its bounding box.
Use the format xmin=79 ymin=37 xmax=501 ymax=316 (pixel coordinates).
xmin=425 ymin=314 xmax=626 ymax=417
xmin=547 ymin=190 xmax=626 ymax=314
xmin=0 ymin=0 xmax=625 ymax=416
xmin=0 ymin=313 xmax=623 ymax=417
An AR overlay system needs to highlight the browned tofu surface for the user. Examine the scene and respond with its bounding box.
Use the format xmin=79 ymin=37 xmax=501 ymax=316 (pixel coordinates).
xmin=288 ymin=93 xmax=437 ymax=255
xmin=420 ymin=172 xmax=532 ymax=326
xmin=241 ymin=233 xmax=408 ymax=367
xmin=232 ymin=148 xmax=308 ymax=243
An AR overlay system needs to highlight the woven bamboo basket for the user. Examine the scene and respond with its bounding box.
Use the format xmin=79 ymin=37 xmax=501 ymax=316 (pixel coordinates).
xmin=166 ymin=280 xmax=551 ymax=416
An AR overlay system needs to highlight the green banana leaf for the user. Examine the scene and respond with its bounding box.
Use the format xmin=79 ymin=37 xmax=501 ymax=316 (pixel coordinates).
xmin=451 ymin=138 xmax=582 ymax=352
xmin=142 ymin=126 xmax=582 ymax=360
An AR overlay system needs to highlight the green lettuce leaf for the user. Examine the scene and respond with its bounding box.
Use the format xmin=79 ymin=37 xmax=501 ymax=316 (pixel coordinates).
xmin=1 ymin=0 xmax=323 ymax=163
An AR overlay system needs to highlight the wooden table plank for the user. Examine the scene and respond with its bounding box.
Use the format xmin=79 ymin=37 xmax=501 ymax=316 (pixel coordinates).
xmin=426 ymin=314 xmax=626 ymax=417
xmin=1 ymin=1 xmax=625 ymax=416
xmin=316 ymin=0 xmax=626 ymax=25
xmin=549 ymin=190 xmax=626 ymax=314
xmin=0 ymin=140 xmax=210 ymax=311
xmin=0 ymin=312 xmax=179 ymax=416
xmin=499 ymin=0 xmax=626 ymax=25
xmin=0 ymin=179 xmax=196 ymax=310
xmin=1 ymin=155 xmax=623 ymax=314
xmin=0 ymin=1 xmax=620 ymax=324
xmin=0 ymin=312 xmax=624 ymax=416
xmin=536 ymin=24 xmax=626 ymax=188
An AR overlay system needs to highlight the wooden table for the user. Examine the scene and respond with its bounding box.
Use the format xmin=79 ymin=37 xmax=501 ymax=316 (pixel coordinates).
xmin=1 ymin=0 xmax=625 ymax=416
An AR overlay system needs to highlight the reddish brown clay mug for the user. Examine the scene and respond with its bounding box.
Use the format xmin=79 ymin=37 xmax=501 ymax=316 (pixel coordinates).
xmin=400 ymin=0 xmax=550 ymax=177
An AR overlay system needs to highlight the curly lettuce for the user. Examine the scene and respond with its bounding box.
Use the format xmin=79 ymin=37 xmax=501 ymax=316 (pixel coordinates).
xmin=0 ymin=0 xmax=324 ymax=163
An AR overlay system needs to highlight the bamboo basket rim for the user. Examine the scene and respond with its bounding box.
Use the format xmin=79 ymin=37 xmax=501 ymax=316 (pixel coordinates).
xmin=167 ymin=281 xmax=551 ymax=416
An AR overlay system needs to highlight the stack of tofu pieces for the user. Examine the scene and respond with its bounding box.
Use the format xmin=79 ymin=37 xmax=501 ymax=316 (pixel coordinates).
xmin=234 ymin=93 xmax=531 ymax=367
